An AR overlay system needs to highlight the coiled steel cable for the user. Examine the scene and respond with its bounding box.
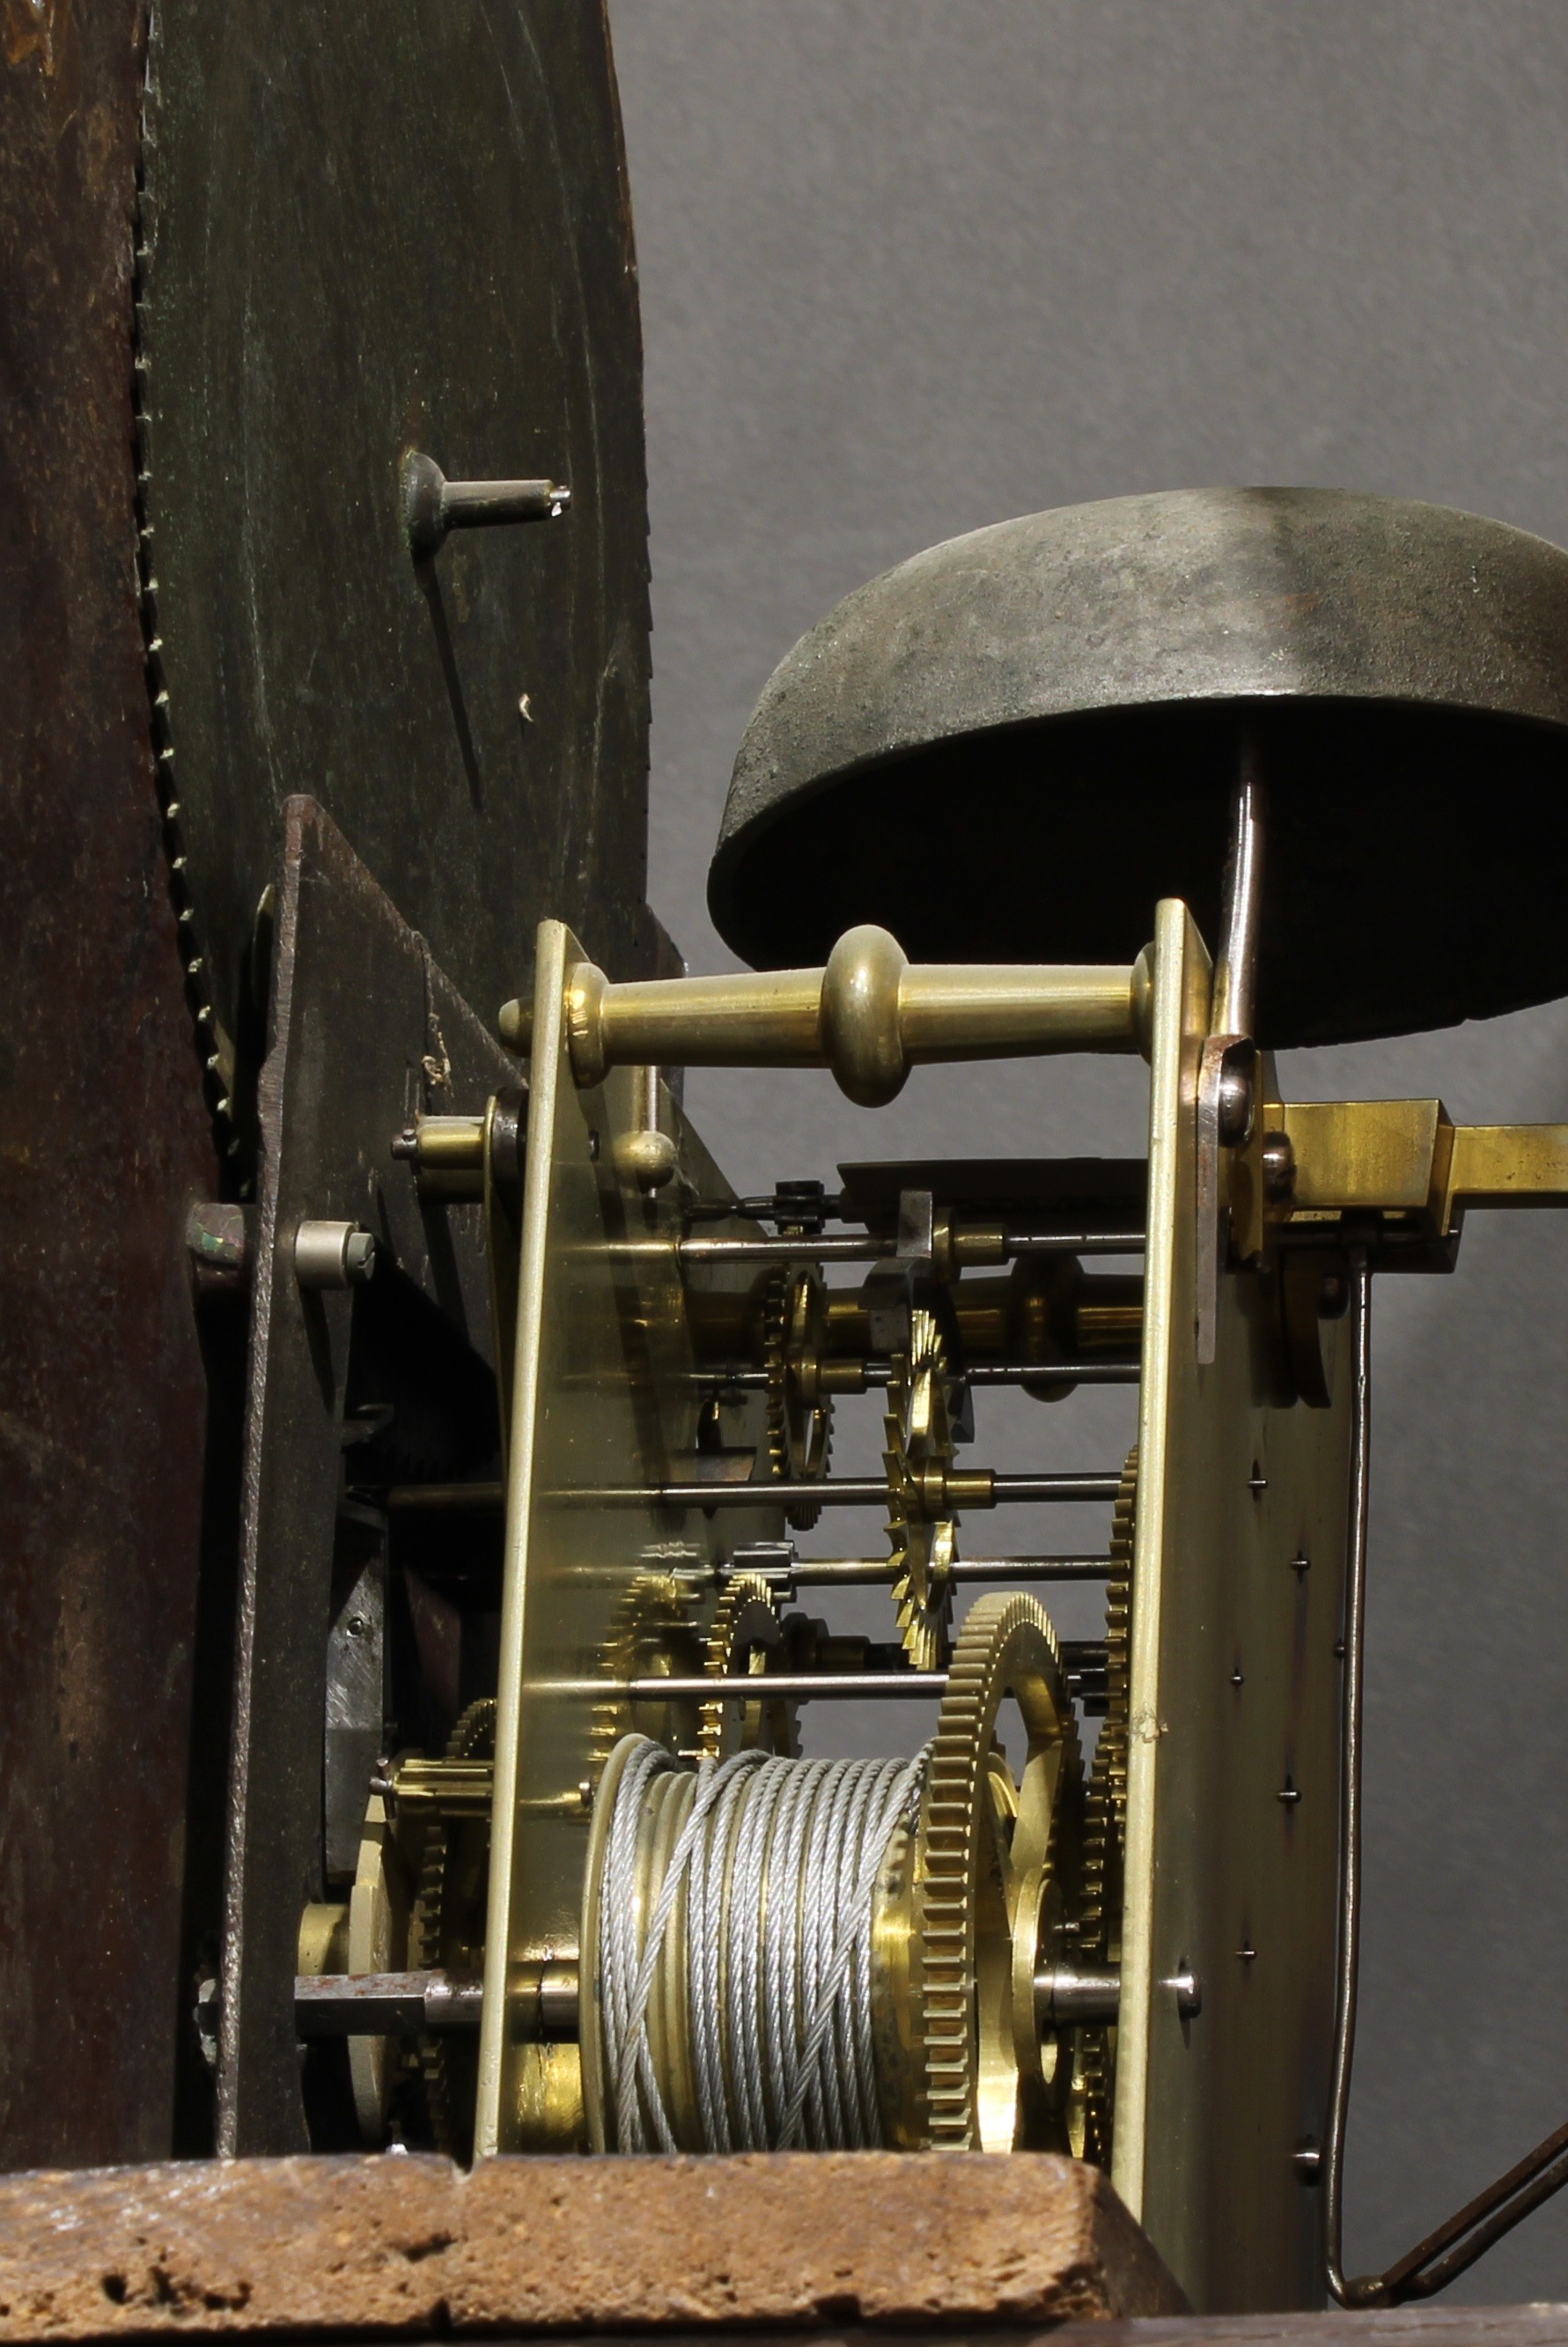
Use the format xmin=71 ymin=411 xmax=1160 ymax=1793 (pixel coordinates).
xmin=597 ymin=1739 xmax=926 ymax=2151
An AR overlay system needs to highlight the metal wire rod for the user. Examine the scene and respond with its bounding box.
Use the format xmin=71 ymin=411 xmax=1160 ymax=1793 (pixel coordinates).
xmin=554 ymin=1672 xmax=949 ymax=1701
xmin=679 ymin=1236 xmax=893 ymax=1266
xmin=388 ymin=1470 xmax=1123 ymax=1512
xmin=618 ymin=1472 xmax=1123 ymax=1509
xmin=772 ymin=1555 xmax=1114 ymax=1585
xmin=698 ymin=1362 xmax=1138 ymax=1389
xmin=1211 ymin=748 xmax=1266 ymax=1044
xmin=1326 ymin=1249 xmax=1374 ymax=2307
xmin=678 ymin=1230 xmax=1145 ymax=1266
xmin=1374 ymin=2119 xmax=1568 ymax=2303
xmin=552 ymin=1649 xmax=1106 ymax=1704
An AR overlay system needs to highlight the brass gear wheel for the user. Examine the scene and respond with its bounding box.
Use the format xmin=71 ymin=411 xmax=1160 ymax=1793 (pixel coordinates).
xmin=697 ymin=1572 xmax=801 ymax=1760
xmin=588 ymin=1570 xmax=706 ymax=1781
xmin=884 ymin=1306 xmax=959 ymax=1670
xmin=1074 ymin=1443 xmax=1136 ymax=2166
xmin=916 ymin=1590 xmax=1083 ymax=2151
xmin=762 ymin=1265 xmax=834 ymax=1529
xmin=409 ymin=1698 xmax=497 ymax=2159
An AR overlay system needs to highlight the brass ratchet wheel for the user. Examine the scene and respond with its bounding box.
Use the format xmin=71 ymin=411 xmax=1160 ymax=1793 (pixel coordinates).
xmin=1073 ymin=1445 xmax=1136 ymax=2165
xmin=588 ymin=1571 xmax=706 ymax=1782
xmin=762 ymin=1264 xmax=834 ymax=1528
xmin=910 ymin=1591 xmax=1085 ymax=2151
xmin=884 ymin=1306 xmax=960 ymax=1670
xmin=697 ymin=1572 xmax=802 ymax=1760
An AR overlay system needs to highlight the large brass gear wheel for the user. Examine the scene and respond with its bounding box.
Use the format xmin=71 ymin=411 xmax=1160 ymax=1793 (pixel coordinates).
xmin=697 ymin=1572 xmax=802 ymax=1760
xmin=762 ymin=1265 xmax=834 ymax=1529
xmin=916 ymin=1591 xmax=1083 ymax=2151
xmin=409 ymin=1698 xmax=497 ymax=2160
xmin=1075 ymin=1443 xmax=1136 ymax=2166
xmin=884 ymin=1306 xmax=960 ymax=1670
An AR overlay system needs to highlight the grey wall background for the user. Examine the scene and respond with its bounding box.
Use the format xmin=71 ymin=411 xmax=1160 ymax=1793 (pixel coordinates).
xmin=607 ymin=0 xmax=1568 ymax=2301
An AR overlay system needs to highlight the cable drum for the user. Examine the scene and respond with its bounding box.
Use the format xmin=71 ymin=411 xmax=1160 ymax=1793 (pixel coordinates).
xmin=581 ymin=1734 xmax=928 ymax=2151
xmin=578 ymin=1594 xmax=1087 ymax=2159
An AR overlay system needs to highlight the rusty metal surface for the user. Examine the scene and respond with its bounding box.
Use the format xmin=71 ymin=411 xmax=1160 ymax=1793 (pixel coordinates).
xmin=710 ymin=489 xmax=1568 ymax=1048
xmin=0 ymin=2151 xmax=1183 ymax=2336
xmin=138 ymin=0 xmax=660 ymax=1051
xmin=218 ymin=797 xmax=513 ymax=2154
xmin=0 ymin=0 xmax=218 ymax=2166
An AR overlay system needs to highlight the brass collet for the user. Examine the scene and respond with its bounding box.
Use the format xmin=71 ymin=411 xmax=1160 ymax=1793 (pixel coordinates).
xmin=504 ymin=925 xmax=1151 ymax=1105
